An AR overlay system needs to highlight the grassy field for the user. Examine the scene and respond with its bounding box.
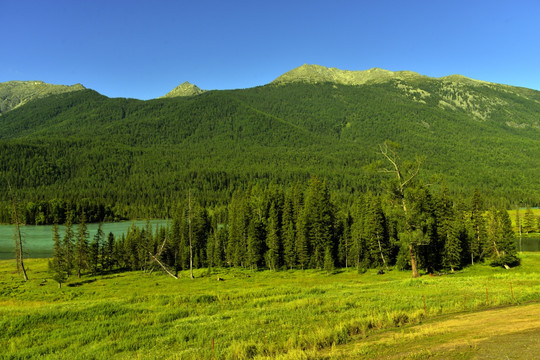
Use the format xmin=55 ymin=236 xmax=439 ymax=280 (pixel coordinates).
xmin=2 ymin=255 xmax=540 ymax=359
xmin=508 ymin=208 xmax=540 ymax=230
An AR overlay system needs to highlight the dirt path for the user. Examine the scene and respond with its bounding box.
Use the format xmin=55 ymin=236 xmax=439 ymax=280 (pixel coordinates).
xmin=324 ymin=302 xmax=540 ymax=359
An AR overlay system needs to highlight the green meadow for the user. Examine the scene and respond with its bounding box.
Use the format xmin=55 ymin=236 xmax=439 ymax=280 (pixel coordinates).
xmin=2 ymin=254 xmax=540 ymax=359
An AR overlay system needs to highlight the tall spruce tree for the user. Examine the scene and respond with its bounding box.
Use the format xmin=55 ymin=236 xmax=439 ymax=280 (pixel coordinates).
xmin=265 ymin=202 xmax=281 ymax=270
xmin=191 ymin=203 xmax=210 ymax=269
xmin=337 ymin=211 xmax=352 ymax=268
xmin=296 ymin=207 xmax=310 ymax=269
xmin=350 ymin=195 xmax=368 ymax=271
xmin=324 ymin=246 xmax=334 ymax=274
xmin=488 ymin=208 xmax=520 ymax=267
xmin=283 ymin=220 xmax=296 ymax=269
xmin=75 ymin=210 xmax=89 ymax=278
xmin=364 ymin=195 xmax=390 ymax=269
xmin=304 ymin=177 xmax=334 ymax=268
xmin=523 ymin=206 xmax=536 ymax=234
xmin=227 ymin=190 xmax=250 ymax=267
xmin=246 ymin=217 xmax=265 ymax=269
xmin=435 ymin=183 xmax=461 ymax=271
xmin=89 ymin=223 xmax=104 ymax=275
xmin=282 ymin=191 xmax=296 ymax=269
xmin=62 ymin=210 xmax=75 ymax=275
xmin=50 ymin=223 xmax=67 ymax=287
xmin=443 ymin=217 xmax=464 ymax=272
xmin=496 ymin=209 xmax=518 ymax=256
xmin=410 ymin=186 xmax=440 ymax=273
xmin=469 ymin=189 xmax=487 ymax=264
xmin=105 ymin=232 xmax=115 ymax=271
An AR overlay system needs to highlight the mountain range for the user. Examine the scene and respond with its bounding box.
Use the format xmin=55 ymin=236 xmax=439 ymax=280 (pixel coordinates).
xmin=1 ymin=64 xmax=539 ymax=217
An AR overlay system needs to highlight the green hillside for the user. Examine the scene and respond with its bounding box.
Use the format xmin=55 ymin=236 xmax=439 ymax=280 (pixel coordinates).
xmin=0 ymin=80 xmax=85 ymax=114
xmin=1 ymin=66 xmax=539 ymax=220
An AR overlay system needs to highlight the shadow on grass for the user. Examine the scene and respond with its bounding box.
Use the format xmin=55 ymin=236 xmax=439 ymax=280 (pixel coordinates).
xmin=67 ymin=279 xmax=97 ymax=287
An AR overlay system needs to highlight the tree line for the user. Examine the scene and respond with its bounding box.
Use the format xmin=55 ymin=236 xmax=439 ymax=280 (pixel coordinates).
xmin=49 ymin=175 xmax=521 ymax=285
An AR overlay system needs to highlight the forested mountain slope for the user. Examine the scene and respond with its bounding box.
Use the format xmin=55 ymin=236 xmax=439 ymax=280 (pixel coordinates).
xmin=1 ymin=66 xmax=539 ymax=220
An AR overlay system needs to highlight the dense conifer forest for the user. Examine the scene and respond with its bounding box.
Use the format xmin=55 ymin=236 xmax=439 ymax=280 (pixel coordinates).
xmin=48 ymin=172 xmax=522 ymax=285
xmin=1 ymin=77 xmax=539 ymax=224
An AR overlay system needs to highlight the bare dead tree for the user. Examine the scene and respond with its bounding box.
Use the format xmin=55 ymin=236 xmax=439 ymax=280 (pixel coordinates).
xmin=8 ymin=181 xmax=29 ymax=281
xmin=148 ymin=251 xmax=178 ymax=279
xmin=379 ymin=141 xmax=423 ymax=278
xmin=148 ymin=225 xmax=179 ymax=279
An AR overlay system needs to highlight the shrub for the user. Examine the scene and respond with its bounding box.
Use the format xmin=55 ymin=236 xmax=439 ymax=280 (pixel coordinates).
xmin=490 ymin=254 xmax=521 ymax=268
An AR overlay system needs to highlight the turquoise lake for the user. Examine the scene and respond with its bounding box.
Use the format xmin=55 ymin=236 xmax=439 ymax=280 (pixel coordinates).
xmin=1 ymin=221 xmax=538 ymax=260
xmin=0 ymin=220 xmax=169 ymax=260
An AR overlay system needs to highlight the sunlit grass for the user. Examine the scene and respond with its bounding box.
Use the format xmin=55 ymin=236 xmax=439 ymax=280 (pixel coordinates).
xmin=2 ymin=254 xmax=540 ymax=359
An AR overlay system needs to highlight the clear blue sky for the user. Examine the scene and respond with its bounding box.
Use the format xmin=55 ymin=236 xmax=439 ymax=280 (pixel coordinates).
xmin=2 ymin=0 xmax=539 ymax=99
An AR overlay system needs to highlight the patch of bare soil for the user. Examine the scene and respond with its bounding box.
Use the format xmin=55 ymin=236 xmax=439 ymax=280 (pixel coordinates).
xmin=324 ymin=302 xmax=540 ymax=359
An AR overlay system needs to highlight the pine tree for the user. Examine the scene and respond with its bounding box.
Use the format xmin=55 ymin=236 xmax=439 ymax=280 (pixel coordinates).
xmin=170 ymin=202 xmax=184 ymax=274
xmin=282 ymin=220 xmax=296 ymax=269
xmin=437 ymin=183 xmax=460 ymax=271
xmin=75 ymin=210 xmax=89 ymax=278
xmin=206 ymin=229 xmax=215 ymax=270
xmin=125 ymin=224 xmax=141 ymax=270
xmin=489 ymin=208 xmax=520 ymax=267
xmin=246 ymin=217 xmax=265 ymax=269
xmin=214 ymin=225 xmax=227 ymax=267
xmin=523 ymin=206 xmax=536 ymax=234
xmin=227 ymin=190 xmax=250 ymax=267
xmin=89 ymin=223 xmax=104 ymax=275
xmin=443 ymin=217 xmax=463 ymax=272
xmin=337 ymin=211 xmax=352 ymax=268
xmin=282 ymin=191 xmax=296 ymax=269
xmin=265 ymin=202 xmax=281 ymax=270
xmin=105 ymin=232 xmax=115 ymax=271
xmin=63 ymin=211 xmax=75 ymax=276
xmin=324 ymin=246 xmax=334 ymax=274
xmin=364 ymin=195 xmax=389 ymax=269
xmin=191 ymin=203 xmax=210 ymax=269
xmin=304 ymin=177 xmax=334 ymax=268
xmin=296 ymin=207 xmax=310 ymax=269
xmin=412 ymin=187 xmax=441 ymax=273
xmin=50 ymin=223 xmax=67 ymax=287
xmin=496 ymin=209 xmax=518 ymax=257
xmin=350 ymin=196 xmax=367 ymax=270
xmin=469 ymin=189 xmax=487 ymax=264
xmin=115 ymin=234 xmax=127 ymax=269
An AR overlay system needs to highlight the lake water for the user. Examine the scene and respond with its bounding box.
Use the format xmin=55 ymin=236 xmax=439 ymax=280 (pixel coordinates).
xmin=1 ymin=221 xmax=539 ymax=260
xmin=517 ymin=237 xmax=540 ymax=252
xmin=0 ymin=220 xmax=169 ymax=260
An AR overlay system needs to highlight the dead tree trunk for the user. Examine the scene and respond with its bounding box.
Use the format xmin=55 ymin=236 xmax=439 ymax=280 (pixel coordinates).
xmin=377 ymin=234 xmax=388 ymax=269
xmin=379 ymin=142 xmax=421 ymax=278
xmin=148 ymin=251 xmax=178 ymax=279
xmin=8 ymin=182 xmax=28 ymax=281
